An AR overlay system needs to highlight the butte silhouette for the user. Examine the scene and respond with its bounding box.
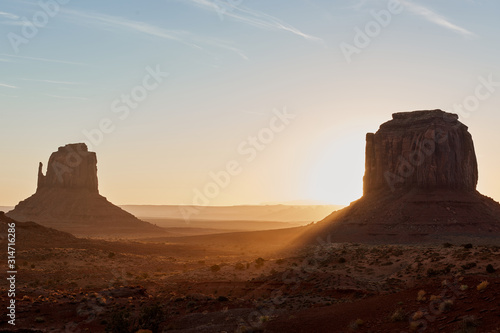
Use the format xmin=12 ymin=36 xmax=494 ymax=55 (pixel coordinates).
xmin=7 ymin=143 xmax=162 ymax=237
xmin=300 ymin=110 xmax=500 ymax=244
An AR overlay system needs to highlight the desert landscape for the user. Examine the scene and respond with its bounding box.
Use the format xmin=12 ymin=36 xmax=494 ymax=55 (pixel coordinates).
xmin=2 ymin=110 xmax=500 ymax=332
xmin=2 ymin=1 xmax=500 ymax=332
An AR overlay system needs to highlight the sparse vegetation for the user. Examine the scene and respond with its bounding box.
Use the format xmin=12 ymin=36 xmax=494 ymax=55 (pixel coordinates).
xmin=439 ymin=299 xmax=454 ymax=312
xmin=461 ymin=262 xmax=477 ymax=270
xmin=390 ymin=308 xmax=406 ymax=322
xmin=476 ymin=280 xmax=489 ymax=292
xmin=234 ymin=262 xmax=245 ymax=270
xmin=255 ymin=257 xmax=265 ymax=267
xmin=409 ymin=320 xmax=423 ymax=331
xmin=349 ymin=318 xmax=364 ymax=329
xmin=137 ymin=303 xmax=165 ymax=333
xmin=455 ymin=315 xmax=479 ymax=333
xmin=486 ymin=264 xmax=496 ymax=273
xmin=106 ymin=309 xmax=132 ymax=333
xmin=412 ymin=311 xmax=425 ymax=321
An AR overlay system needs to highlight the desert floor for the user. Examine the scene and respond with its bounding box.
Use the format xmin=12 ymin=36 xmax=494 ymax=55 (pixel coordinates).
xmin=1 ymin=233 xmax=500 ymax=333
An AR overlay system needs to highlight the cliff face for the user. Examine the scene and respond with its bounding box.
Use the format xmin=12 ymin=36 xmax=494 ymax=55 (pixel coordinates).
xmin=7 ymin=143 xmax=162 ymax=237
xmin=37 ymin=143 xmax=98 ymax=193
xmin=363 ymin=110 xmax=478 ymax=195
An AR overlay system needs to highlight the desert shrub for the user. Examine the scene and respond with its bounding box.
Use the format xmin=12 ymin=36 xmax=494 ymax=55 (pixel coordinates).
xmin=108 ymin=252 xmax=115 ymax=258
xmin=338 ymin=257 xmax=346 ymax=264
xmin=409 ymin=321 xmax=423 ymax=330
xmin=137 ymin=303 xmax=165 ymax=333
xmin=443 ymin=242 xmax=453 ymax=248
xmin=276 ymin=259 xmax=285 ymax=265
xmin=486 ymin=264 xmax=496 ymax=273
xmin=349 ymin=318 xmax=364 ymax=329
xmin=476 ymin=281 xmax=489 ymax=292
xmin=106 ymin=309 xmax=132 ymax=333
xmin=234 ymin=263 xmax=245 ymax=271
xmin=456 ymin=315 xmax=479 ymax=333
xmin=412 ymin=311 xmax=424 ymax=321
xmin=417 ymin=290 xmax=426 ymax=301
xmin=462 ymin=243 xmax=473 ymax=249
xmin=390 ymin=308 xmax=406 ymax=322
xmin=259 ymin=315 xmax=270 ymax=323
xmin=460 ymin=285 xmax=468 ymax=291
xmin=217 ymin=296 xmax=229 ymax=302
xmin=427 ymin=268 xmax=439 ymax=277
xmin=439 ymin=299 xmax=453 ymax=312
xmin=210 ymin=265 xmax=221 ymax=273
xmin=461 ymin=262 xmax=476 ymax=270
xmin=255 ymin=257 xmax=265 ymax=267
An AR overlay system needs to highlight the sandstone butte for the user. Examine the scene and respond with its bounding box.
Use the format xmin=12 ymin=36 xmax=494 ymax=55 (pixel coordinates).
xmin=299 ymin=109 xmax=500 ymax=245
xmin=7 ymin=143 xmax=163 ymax=237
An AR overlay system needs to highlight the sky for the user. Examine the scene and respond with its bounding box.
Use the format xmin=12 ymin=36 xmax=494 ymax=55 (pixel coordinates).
xmin=1 ymin=0 xmax=500 ymax=207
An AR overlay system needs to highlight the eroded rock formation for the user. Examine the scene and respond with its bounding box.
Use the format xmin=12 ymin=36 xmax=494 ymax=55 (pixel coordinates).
xmin=300 ymin=110 xmax=500 ymax=244
xmin=363 ymin=110 xmax=478 ymax=194
xmin=7 ymin=143 xmax=162 ymax=237
xmin=37 ymin=143 xmax=98 ymax=192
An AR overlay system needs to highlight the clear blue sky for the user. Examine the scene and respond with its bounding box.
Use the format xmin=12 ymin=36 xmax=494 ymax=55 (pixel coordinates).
xmin=1 ymin=0 xmax=500 ymax=206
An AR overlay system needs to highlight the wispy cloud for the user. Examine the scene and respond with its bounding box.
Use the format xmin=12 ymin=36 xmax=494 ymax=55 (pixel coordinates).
xmin=401 ymin=1 xmax=476 ymax=38
xmin=351 ymin=0 xmax=476 ymax=38
xmin=59 ymin=8 xmax=248 ymax=60
xmin=1 ymin=21 xmax=25 ymax=26
xmin=402 ymin=1 xmax=476 ymax=37
xmin=43 ymin=94 xmax=89 ymax=101
xmin=0 ymin=11 xmax=19 ymax=20
xmin=183 ymin=0 xmax=325 ymax=45
xmin=0 ymin=83 xmax=18 ymax=89
xmin=62 ymin=9 xmax=186 ymax=42
xmin=18 ymin=78 xmax=84 ymax=85
xmin=0 ymin=53 xmax=89 ymax=66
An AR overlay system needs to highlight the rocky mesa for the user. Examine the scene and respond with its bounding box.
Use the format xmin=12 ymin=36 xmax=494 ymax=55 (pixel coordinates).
xmin=300 ymin=110 xmax=500 ymax=245
xmin=7 ymin=143 xmax=163 ymax=237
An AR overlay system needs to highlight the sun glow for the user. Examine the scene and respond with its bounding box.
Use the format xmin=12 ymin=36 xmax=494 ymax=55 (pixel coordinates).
xmin=305 ymin=132 xmax=365 ymax=205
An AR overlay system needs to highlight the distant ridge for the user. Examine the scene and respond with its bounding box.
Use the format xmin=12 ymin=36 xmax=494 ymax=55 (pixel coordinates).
xmin=119 ymin=204 xmax=344 ymax=223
